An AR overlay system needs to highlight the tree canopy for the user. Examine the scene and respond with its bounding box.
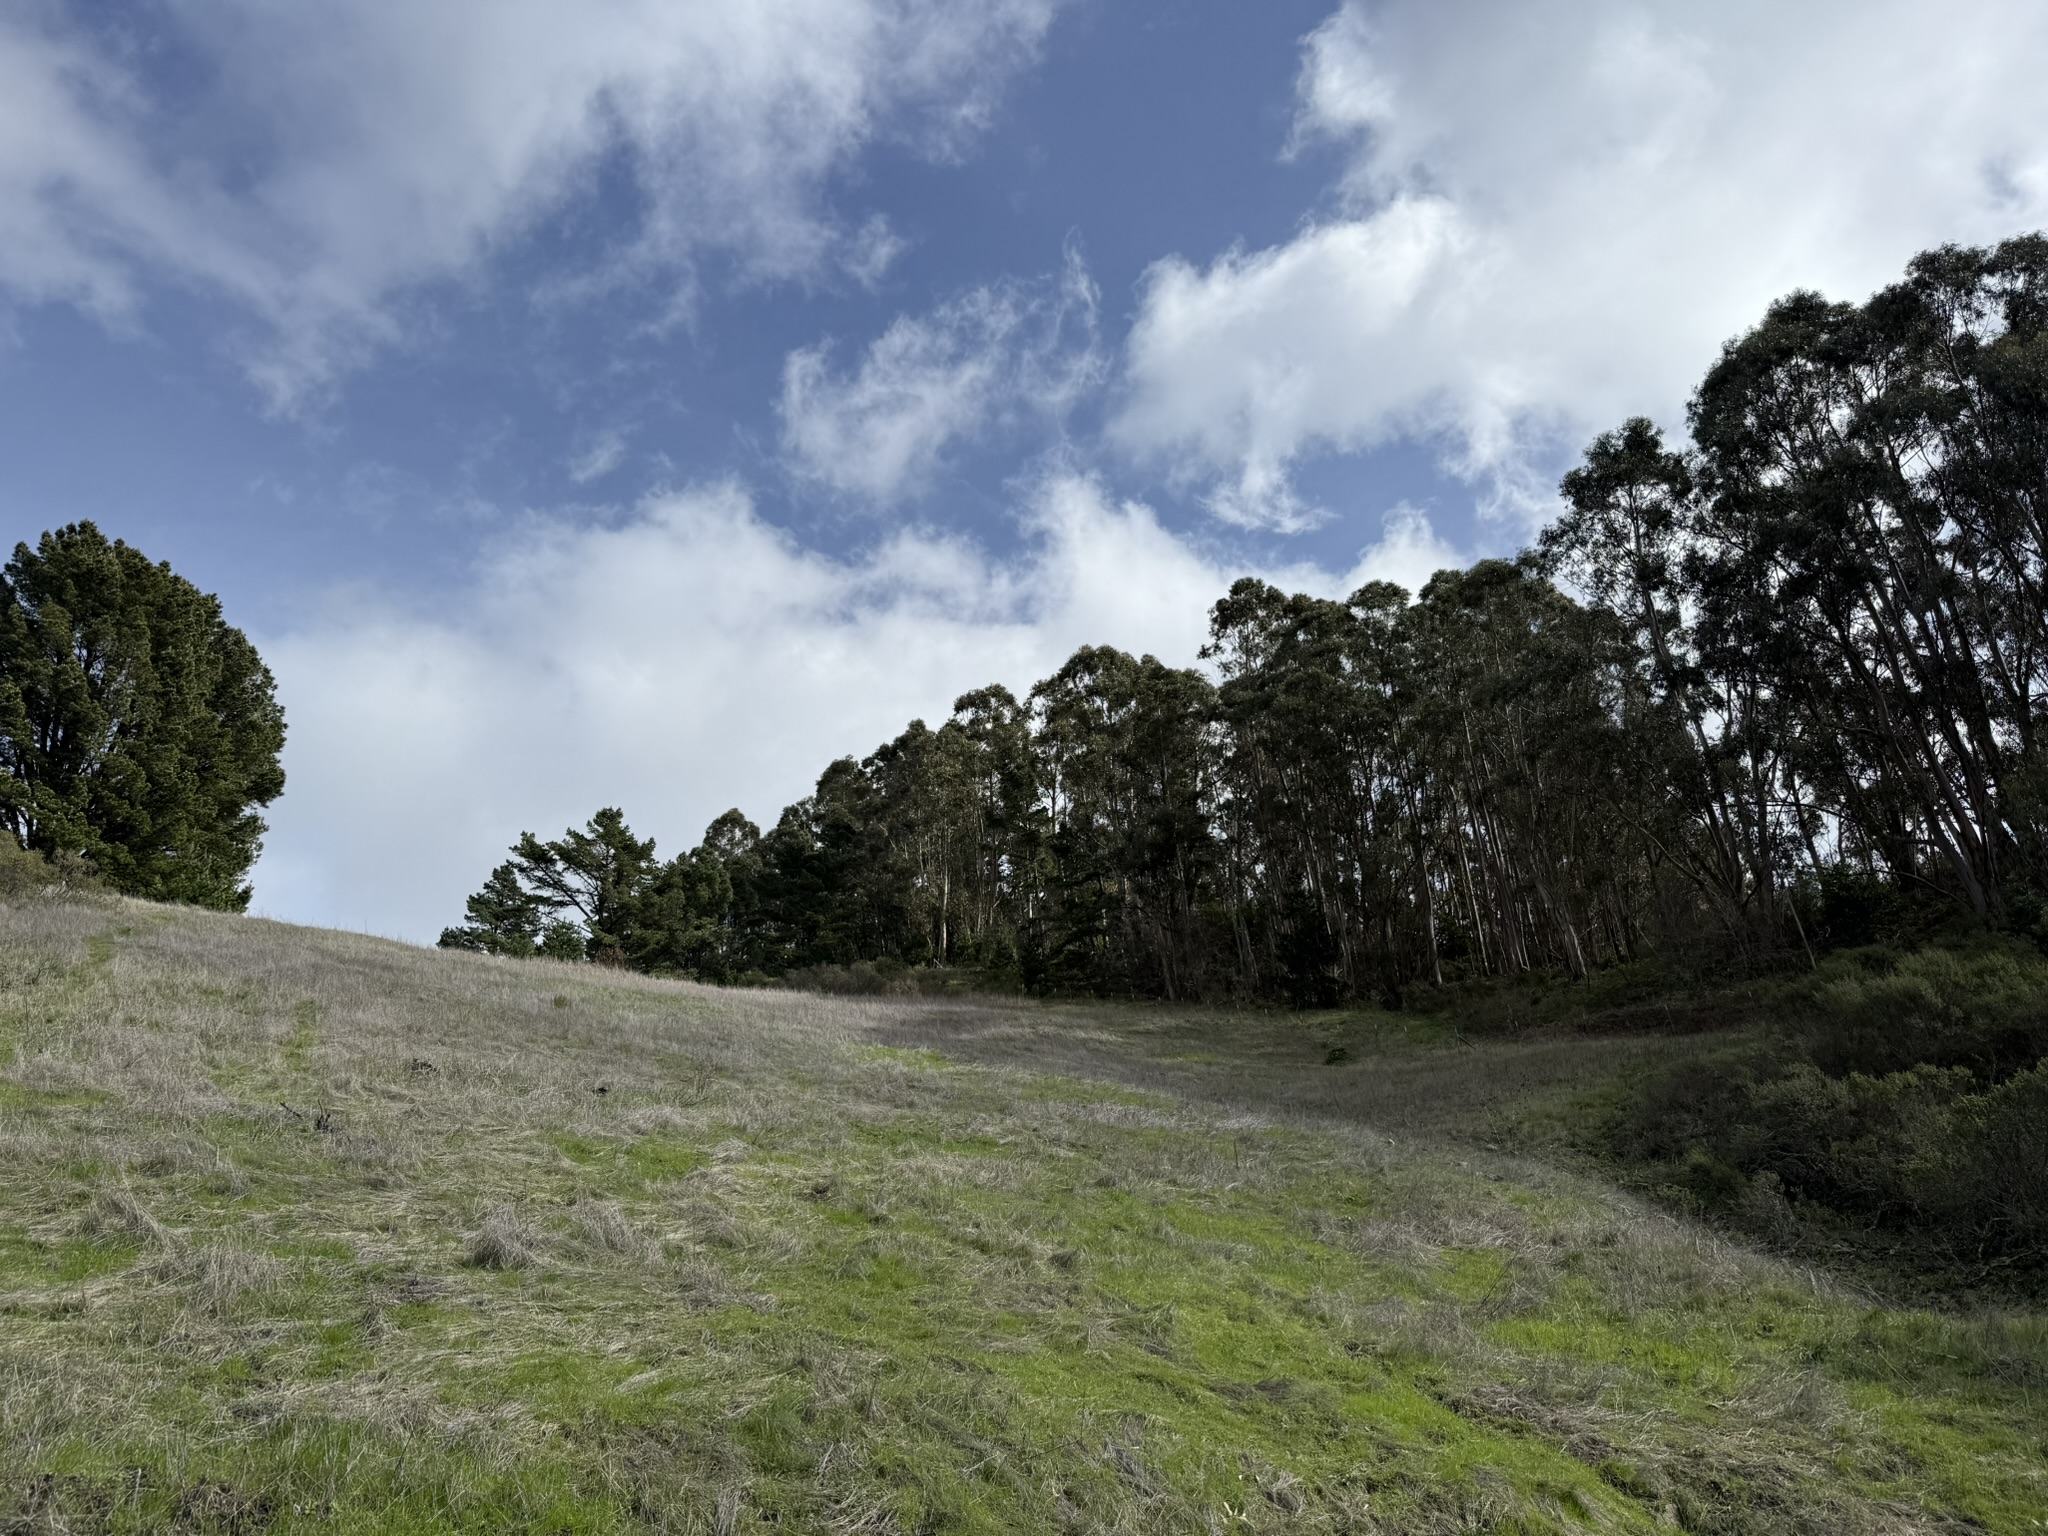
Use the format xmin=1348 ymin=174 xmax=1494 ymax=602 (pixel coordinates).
xmin=439 ymin=807 xmax=739 ymax=971
xmin=0 ymin=523 xmax=286 ymax=909
xmin=444 ymin=235 xmax=2048 ymax=994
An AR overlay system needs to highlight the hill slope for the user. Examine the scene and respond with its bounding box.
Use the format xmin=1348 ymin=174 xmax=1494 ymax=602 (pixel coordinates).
xmin=0 ymin=895 xmax=2042 ymax=1534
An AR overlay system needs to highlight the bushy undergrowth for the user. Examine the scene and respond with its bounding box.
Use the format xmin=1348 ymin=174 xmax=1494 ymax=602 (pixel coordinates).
xmin=1611 ymin=940 xmax=2048 ymax=1272
xmin=0 ymin=836 xmax=98 ymax=900
xmin=779 ymin=958 xmax=1008 ymax=998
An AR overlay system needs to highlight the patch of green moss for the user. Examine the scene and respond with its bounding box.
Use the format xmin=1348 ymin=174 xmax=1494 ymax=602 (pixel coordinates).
xmin=624 ymin=1136 xmax=707 ymax=1182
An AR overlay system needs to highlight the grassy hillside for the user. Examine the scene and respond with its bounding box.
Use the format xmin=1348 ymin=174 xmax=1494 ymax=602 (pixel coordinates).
xmin=0 ymin=895 xmax=2043 ymax=1534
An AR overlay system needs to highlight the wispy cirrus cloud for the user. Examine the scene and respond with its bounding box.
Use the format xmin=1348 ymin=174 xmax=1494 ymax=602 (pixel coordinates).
xmin=779 ymin=249 xmax=1103 ymax=504
xmin=0 ymin=0 xmax=1065 ymax=406
xmin=567 ymin=430 xmax=631 ymax=486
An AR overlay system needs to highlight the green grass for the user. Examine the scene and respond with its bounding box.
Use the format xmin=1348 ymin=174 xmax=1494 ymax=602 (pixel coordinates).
xmin=0 ymin=895 xmax=2041 ymax=1532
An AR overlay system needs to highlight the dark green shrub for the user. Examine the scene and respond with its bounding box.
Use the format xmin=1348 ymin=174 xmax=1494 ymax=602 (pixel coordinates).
xmin=0 ymin=835 xmax=98 ymax=899
xmin=0 ymin=835 xmax=49 ymax=898
xmin=1797 ymin=944 xmax=2048 ymax=1081
xmin=1615 ymin=940 xmax=2048 ymax=1270
xmin=1937 ymin=1064 xmax=2048 ymax=1257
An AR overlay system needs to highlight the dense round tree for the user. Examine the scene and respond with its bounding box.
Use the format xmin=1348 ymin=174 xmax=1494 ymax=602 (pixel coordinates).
xmin=0 ymin=523 xmax=286 ymax=909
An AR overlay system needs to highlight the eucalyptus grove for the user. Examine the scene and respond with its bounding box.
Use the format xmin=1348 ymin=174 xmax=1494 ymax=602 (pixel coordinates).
xmin=446 ymin=237 xmax=2048 ymax=997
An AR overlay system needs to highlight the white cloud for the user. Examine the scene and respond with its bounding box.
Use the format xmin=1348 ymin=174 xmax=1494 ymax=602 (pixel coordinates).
xmin=0 ymin=21 xmax=269 ymax=323
xmin=1115 ymin=0 xmax=2048 ymax=527
xmin=1350 ymin=504 xmax=1465 ymax=598
xmin=252 ymin=478 xmax=1202 ymax=939
xmin=251 ymin=476 xmax=1448 ymax=942
xmin=568 ymin=430 xmax=630 ymax=485
xmin=779 ymin=252 xmax=1102 ymax=502
xmin=1117 ymin=201 xmax=1471 ymax=530
xmin=0 ymin=0 xmax=1062 ymax=403
xmin=842 ymin=214 xmax=909 ymax=289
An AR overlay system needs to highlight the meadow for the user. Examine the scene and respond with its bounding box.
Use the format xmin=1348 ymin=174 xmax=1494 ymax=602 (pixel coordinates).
xmin=0 ymin=891 xmax=2042 ymax=1533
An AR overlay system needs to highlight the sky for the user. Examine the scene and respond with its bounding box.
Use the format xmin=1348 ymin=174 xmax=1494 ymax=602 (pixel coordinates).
xmin=3 ymin=0 xmax=2046 ymax=940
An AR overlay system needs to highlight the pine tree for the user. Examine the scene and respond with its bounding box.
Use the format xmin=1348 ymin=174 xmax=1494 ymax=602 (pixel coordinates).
xmin=0 ymin=523 xmax=286 ymax=909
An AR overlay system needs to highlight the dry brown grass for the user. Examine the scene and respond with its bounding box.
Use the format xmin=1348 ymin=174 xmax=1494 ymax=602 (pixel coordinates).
xmin=463 ymin=1204 xmax=540 ymax=1271
xmin=0 ymin=890 xmax=2037 ymax=1533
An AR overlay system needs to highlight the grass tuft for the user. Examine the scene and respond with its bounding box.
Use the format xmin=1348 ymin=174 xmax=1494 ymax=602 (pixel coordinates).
xmin=147 ymin=1241 xmax=282 ymax=1317
xmin=464 ymin=1204 xmax=539 ymax=1271
xmin=568 ymin=1195 xmax=655 ymax=1261
xmin=79 ymin=1187 xmax=174 ymax=1248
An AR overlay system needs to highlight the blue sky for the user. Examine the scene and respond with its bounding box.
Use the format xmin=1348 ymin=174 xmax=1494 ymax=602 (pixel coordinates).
xmin=3 ymin=0 xmax=2046 ymax=938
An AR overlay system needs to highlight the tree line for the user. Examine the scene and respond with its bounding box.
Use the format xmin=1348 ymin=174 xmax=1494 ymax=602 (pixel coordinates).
xmin=443 ymin=236 xmax=2048 ymax=999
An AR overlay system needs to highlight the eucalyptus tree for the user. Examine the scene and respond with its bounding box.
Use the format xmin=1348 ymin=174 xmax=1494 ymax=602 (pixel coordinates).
xmin=941 ymin=684 xmax=1042 ymax=975
xmin=1400 ymin=559 xmax=1645 ymax=980
xmin=442 ymin=235 xmax=2048 ymax=995
xmin=1686 ymin=234 xmax=2048 ymax=919
xmin=1543 ymin=419 xmax=1790 ymax=942
xmin=1206 ymin=578 xmax=1412 ymax=1001
xmin=1029 ymin=646 xmax=1221 ymax=998
xmin=852 ymin=718 xmax=984 ymax=964
xmin=685 ymin=809 xmax=765 ymax=978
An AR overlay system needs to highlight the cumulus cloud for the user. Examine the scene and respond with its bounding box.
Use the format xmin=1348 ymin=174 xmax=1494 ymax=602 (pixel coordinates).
xmin=0 ymin=0 xmax=1062 ymax=403
xmin=779 ymin=251 xmax=1102 ymax=502
xmin=1117 ymin=201 xmax=1470 ymax=530
xmin=1114 ymin=0 xmax=2048 ymax=527
xmin=1351 ymin=503 xmax=1465 ymax=598
xmin=251 ymin=477 xmax=1447 ymax=941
